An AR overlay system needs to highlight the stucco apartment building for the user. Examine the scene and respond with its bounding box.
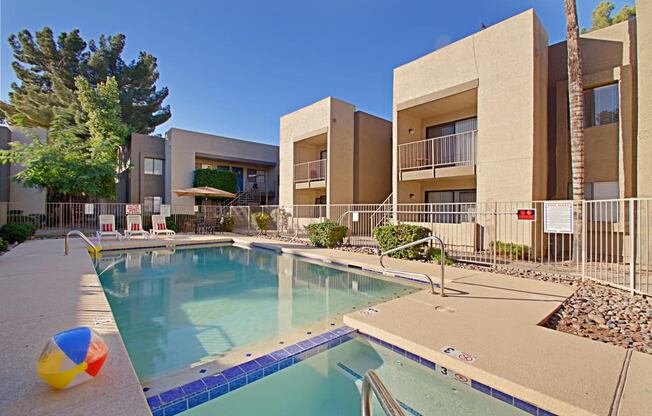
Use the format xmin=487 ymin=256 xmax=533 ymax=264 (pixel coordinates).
xmin=0 ymin=127 xmax=279 ymax=213
xmin=122 ymin=128 xmax=279 ymax=209
xmin=393 ymin=8 xmax=648 ymax=208
xmin=279 ymin=97 xmax=392 ymax=212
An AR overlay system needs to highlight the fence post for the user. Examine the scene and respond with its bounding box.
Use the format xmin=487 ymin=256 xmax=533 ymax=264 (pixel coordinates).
xmin=630 ymin=199 xmax=636 ymax=295
xmin=492 ymin=201 xmax=497 ymax=269
xmin=581 ymin=200 xmax=587 ymax=282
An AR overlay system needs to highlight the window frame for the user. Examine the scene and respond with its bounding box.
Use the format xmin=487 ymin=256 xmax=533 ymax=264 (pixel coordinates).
xmin=144 ymin=157 xmax=164 ymax=175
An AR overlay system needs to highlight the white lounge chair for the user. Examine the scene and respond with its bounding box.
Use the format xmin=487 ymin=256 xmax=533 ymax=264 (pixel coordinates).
xmin=150 ymin=215 xmax=175 ymax=238
xmin=97 ymin=215 xmax=122 ymax=242
xmin=124 ymin=215 xmax=149 ymax=239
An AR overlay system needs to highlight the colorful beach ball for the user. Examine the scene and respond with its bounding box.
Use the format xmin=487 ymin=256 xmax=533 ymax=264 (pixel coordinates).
xmin=37 ymin=327 xmax=109 ymax=389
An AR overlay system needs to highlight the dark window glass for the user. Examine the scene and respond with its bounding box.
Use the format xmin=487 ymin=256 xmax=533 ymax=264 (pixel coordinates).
xmin=584 ymin=83 xmax=619 ymax=127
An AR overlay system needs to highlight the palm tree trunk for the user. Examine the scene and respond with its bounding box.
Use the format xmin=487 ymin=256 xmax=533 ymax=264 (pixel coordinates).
xmin=565 ymin=0 xmax=585 ymax=261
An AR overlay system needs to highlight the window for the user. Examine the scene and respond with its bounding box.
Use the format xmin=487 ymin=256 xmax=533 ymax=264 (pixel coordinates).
xmin=144 ymin=196 xmax=162 ymax=213
xmin=217 ymin=166 xmax=230 ymax=171
xmin=319 ymin=149 xmax=328 ymax=160
xmin=584 ymin=83 xmax=619 ymax=128
xmin=144 ymin=158 xmax=164 ymax=175
xmin=425 ymin=190 xmax=477 ymax=223
xmin=200 ymin=164 xmax=212 ymax=169
xmin=426 ymin=117 xmax=477 ymax=139
xmin=247 ymin=169 xmax=258 ymax=183
xmin=315 ymin=195 xmax=326 ymax=205
xmin=585 ymin=181 xmax=619 ymax=223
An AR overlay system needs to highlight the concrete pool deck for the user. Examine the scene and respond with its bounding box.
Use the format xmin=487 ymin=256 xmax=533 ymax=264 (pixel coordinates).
xmin=1 ymin=234 xmax=651 ymax=415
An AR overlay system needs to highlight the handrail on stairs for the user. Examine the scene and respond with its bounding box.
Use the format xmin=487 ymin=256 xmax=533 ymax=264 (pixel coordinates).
xmin=361 ymin=370 xmax=406 ymax=416
xmin=379 ymin=235 xmax=446 ymax=296
xmin=65 ymin=230 xmax=97 ymax=255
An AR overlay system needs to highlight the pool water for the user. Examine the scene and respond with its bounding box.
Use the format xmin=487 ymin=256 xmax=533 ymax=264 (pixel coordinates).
xmin=96 ymin=245 xmax=418 ymax=380
xmin=184 ymin=337 xmax=525 ymax=416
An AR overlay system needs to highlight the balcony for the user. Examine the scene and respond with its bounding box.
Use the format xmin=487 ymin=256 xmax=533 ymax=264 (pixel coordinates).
xmin=398 ymin=130 xmax=477 ymax=181
xmin=294 ymin=158 xmax=327 ymax=189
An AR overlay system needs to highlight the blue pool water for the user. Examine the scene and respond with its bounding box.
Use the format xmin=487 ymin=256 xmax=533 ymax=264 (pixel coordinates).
xmin=184 ymin=337 xmax=526 ymax=416
xmin=96 ymin=244 xmax=418 ymax=381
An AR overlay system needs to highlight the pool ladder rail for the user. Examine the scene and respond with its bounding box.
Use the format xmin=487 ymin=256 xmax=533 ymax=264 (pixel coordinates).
xmin=361 ymin=370 xmax=407 ymax=416
xmin=65 ymin=230 xmax=98 ymax=256
xmin=379 ymin=235 xmax=446 ymax=296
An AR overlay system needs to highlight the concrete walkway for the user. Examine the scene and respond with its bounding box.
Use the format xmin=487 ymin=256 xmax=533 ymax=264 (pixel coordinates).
xmin=0 ymin=238 xmax=150 ymax=416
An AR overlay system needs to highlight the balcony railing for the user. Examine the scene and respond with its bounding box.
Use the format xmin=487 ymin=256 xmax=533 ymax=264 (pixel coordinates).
xmin=398 ymin=130 xmax=477 ymax=172
xmin=294 ymin=158 xmax=327 ymax=183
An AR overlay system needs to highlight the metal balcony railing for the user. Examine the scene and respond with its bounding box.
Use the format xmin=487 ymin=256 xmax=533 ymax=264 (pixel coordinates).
xmin=398 ymin=130 xmax=477 ymax=173
xmin=294 ymin=158 xmax=327 ymax=183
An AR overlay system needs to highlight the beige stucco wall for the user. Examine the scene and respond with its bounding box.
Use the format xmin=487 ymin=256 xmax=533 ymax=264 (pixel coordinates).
xmin=7 ymin=127 xmax=46 ymax=214
xmin=548 ymin=19 xmax=638 ymax=199
xmin=393 ymin=9 xmax=548 ymax=204
xmin=354 ymin=112 xmax=392 ymax=204
xmin=638 ymin=4 xmax=652 ymax=197
xmin=165 ymin=128 xmax=279 ymax=205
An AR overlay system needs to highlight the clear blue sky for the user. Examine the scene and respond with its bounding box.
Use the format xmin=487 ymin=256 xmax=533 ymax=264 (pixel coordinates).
xmin=0 ymin=0 xmax=634 ymax=145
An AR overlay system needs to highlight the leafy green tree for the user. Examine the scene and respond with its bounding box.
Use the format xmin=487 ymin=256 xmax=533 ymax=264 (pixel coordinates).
xmin=582 ymin=1 xmax=636 ymax=33
xmin=0 ymin=28 xmax=170 ymax=134
xmin=0 ymin=77 xmax=130 ymax=199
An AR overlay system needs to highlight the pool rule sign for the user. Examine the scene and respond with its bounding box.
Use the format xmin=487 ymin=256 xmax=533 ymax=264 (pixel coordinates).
xmin=544 ymin=201 xmax=573 ymax=234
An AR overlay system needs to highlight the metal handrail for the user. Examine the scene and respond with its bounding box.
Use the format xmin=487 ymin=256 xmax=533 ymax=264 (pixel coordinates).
xmin=361 ymin=370 xmax=406 ymax=416
xmin=379 ymin=236 xmax=446 ymax=296
xmin=65 ymin=230 xmax=97 ymax=255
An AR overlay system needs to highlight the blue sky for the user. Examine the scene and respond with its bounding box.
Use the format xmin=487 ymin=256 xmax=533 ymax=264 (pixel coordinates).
xmin=0 ymin=0 xmax=634 ymax=145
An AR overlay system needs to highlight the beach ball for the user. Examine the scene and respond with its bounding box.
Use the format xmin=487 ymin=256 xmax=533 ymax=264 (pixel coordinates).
xmin=37 ymin=327 xmax=109 ymax=389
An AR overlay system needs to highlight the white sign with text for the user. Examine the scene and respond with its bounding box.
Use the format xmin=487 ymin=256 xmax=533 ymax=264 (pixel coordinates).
xmin=544 ymin=201 xmax=573 ymax=234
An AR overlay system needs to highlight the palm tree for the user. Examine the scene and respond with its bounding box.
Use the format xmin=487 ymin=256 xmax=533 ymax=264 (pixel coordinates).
xmin=565 ymin=0 xmax=585 ymax=259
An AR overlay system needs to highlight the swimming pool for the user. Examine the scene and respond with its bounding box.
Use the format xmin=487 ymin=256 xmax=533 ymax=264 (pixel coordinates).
xmin=96 ymin=244 xmax=418 ymax=381
xmin=183 ymin=336 xmax=526 ymax=416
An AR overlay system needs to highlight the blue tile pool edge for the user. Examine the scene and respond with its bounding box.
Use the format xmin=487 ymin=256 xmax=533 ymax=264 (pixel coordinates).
xmin=146 ymin=326 xmax=557 ymax=416
xmin=357 ymin=332 xmax=556 ymax=416
xmin=146 ymin=326 xmax=357 ymax=415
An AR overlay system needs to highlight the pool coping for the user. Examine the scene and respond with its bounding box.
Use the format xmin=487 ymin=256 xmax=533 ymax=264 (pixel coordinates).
xmin=145 ymin=326 xmax=358 ymax=416
xmin=145 ymin=326 xmax=557 ymax=416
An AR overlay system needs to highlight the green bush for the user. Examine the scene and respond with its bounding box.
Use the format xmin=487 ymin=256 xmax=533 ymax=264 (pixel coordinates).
xmin=0 ymin=237 xmax=8 ymax=252
xmin=165 ymin=217 xmax=179 ymax=232
xmin=426 ymin=247 xmax=454 ymax=265
xmin=0 ymin=223 xmax=36 ymax=244
xmin=372 ymin=224 xmax=431 ymax=259
xmin=490 ymin=241 xmax=529 ymax=257
xmin=253 ymin=212 xmax=272 ymax=234
xmin=217 ymin=214 xmax=235 ymax=232
xmin=193 ymin=169 xmax=237 ymax=194
xmin=306 ymin=221 xmax=348 ymax=248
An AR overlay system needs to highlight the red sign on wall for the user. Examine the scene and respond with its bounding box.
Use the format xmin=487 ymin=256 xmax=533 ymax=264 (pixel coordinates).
xmin=516 ymin=209 xmax=536 ymax=221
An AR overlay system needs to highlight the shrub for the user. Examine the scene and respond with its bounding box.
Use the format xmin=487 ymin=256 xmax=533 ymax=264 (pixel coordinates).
xmin=426 ymin=247 xmax=454 ymax=265
xmin=193 ymin=169 xmax=237 ymax=194
xmin=490 ymin=241 xmax=528 ymax=257
xmin=217 ymin=214 xmax=235 ymax=232
xmin=306 ymin=221 xmax=348 ymax=248
xmin=165 ymin=217 xmax=179 ymax=232
xmin=372 ymin=224 xmax=431 ymax=259
xmin=0 ymin=237 xmax=7 ymax=252
xmin=253 ymin=212 xmax=272 ymax=234
xmin=0 ymin=223 xmax=36 ymax=244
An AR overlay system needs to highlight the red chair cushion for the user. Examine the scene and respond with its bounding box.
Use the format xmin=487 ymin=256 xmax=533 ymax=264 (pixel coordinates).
xmin=102 ymin=224 xmax=113 ymax=232
xmin=130 ymin=224 xmax=141 ymax=231
xmin=157 ymin=223 xmax=166 ymax=230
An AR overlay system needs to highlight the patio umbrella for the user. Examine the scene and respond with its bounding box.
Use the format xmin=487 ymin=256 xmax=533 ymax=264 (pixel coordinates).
xmin=173 ymin=186 xmax=236 ymax=200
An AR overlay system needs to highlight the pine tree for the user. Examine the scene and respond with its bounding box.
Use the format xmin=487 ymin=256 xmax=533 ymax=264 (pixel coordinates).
xmin=0 ymin=27 xmax=170 ymax=134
